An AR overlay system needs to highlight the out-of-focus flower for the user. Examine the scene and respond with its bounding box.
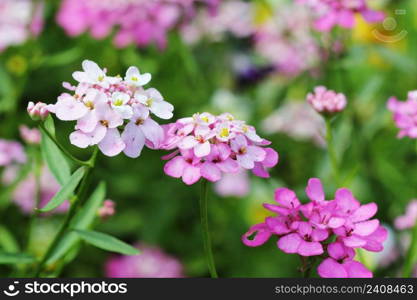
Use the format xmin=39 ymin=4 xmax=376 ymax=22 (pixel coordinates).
xmin=106 ymin=244 xmax=184 ymax=278
xmin=298 ymin=0 xmax=384 ymax=32
xmin=45 ymin=60 xmax=174 ymax=157
xmin=0 ymin=0 xmax=44 ymax=52
xmin=0 ymin=139 xmax=26 ymax=166
xmin=214 ymin=169 xmax=249 ymax=197
xmin=210 ymin=89 xmax=251 ymax=124
xmin=242 ymin=178 xmax=387 ymax=278
xmin=2 ymin=165 xmax=69 ymax=215
xmin=19 ymin=125 xmax=41 ymax=145
xmin=57 ymin=0 xmax=214 ymax=49
xmin=387 ymin=91 xmax=417 ymax=139
xmin=181 ymin=0 xmax=254 ymax=44
xmin=395 ymin=200 xmax=417 ymax=230
xmin=98 ymin=200 xmax=116 ymax=219
xmin=262 ymin=101 xmax=326 ymax=147
xmin=254 ymin=3 xmax=322 ymax=78
xmin=161 ymin=112 xmax=279 ymax=185
xmin=307 ymin=86 xmax=347 ymax=114
xmin=27 ymin=101 xmax=49 ymax=121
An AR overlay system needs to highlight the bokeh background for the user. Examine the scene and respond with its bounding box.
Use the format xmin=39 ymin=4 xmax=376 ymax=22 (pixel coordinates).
xmin=0 ymin=0 xmax=416 ymax=277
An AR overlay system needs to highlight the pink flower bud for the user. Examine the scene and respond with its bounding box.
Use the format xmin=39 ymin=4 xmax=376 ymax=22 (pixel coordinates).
xmin=98 ymin=200 xmax=116 ymax=219
xmin=27 ymin=101 xmax=49 ymax=121
xmin=307 ymin=86 xmax=347 ymax=114
xmin=19 ymin=125 xmax=41 ymax=144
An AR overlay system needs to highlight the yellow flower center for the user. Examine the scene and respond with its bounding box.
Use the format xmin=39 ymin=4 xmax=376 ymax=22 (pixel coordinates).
xmin=100 ymin=120 xmax=109 ymax=127
xmin=146 ymin=98 xmax=154 ymax=107
xmin=98 ymin=75 xmax=104 ymax=82
xmin=114 ymin=99 xmax=124 ymax=106
xmin=131 ymin=76 xmax=138 ymax=82
xmin=85 ymin=101 xmax=94 ymax=110
xmin=219 ymin=128 xmax=229 ymax=138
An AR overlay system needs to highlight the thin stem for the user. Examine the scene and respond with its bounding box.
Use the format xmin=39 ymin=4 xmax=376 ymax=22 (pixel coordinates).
xmin=403 ymin=218 xmax=417 ymax=277
xmin=39 ymin=123 xmax=92 ymax=167
xmin=33 ymin=147 xmax=98 ymax=277
xmin=325 ymin=118 xmax=340 ymax=186
xmin=199 ymin=179 xmax=218 ymax=278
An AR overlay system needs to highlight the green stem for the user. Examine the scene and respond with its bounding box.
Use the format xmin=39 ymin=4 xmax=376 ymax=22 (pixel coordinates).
xmin=39 ymin=123 xmax=92 ymax=167
xmin=325 ymin=118 xmax=340 ymax=186
xmin=403 ymin=218 xmax=417 ymax=277
xmin=33 ymin=147 xmax=98 ymax=277
xmin=199 ymin=179 xmax=218 ymax=278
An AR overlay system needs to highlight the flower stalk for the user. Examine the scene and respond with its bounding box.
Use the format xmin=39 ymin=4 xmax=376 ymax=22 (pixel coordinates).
xmin=325 ymin=117 xmax=340 ymax=186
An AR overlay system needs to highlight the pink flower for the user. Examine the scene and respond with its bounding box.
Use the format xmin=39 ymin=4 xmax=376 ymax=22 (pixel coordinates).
xmin=395 ymin=200 xmax=417 ymax=230
xmin=45 ymin=60 xmax=174 ymax=157
xmin=214 ymin=169 xmax=249 ymax=197
xmin=387 ymin=91 xmax=417 ymax=139
xmin=105 ymin=243 xmax=184 ymax=278
xmin=98 ymin=200 xmax=116 ymax=219
xmin=242 ymin=178 xmax=387 ymax=278
xmin=298 ymin=0 xmax=384 ymax=32
xmin=0 ymin=139 xmax=26 ymax=166
xmin=161 ymin=112 xmax=278 ymax=185
xmin=317 ymin=242 xmax=372 ymax=278
xmin=19 ymin=125 xmax=41 ymax=144
xmin=27 ymin=101 xmax=49 ymax=120
xmin=307 ymin=86 xmax=347 ymax=114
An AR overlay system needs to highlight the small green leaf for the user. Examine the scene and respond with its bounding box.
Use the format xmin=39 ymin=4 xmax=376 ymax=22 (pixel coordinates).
xmin=0 ymin=252 xmax=36 ymax=264
xmin=74 ymin=229 xmax=139 ymax=255
xmin=46 ymin=182 xmax=106 ymax=264
xmin=41 ymin=116 xmax=71 ymax=185
xmin=38 ymin=167 xmax=85 ymax=212
xmin=0 ymin=225 xmax=20 ymax=253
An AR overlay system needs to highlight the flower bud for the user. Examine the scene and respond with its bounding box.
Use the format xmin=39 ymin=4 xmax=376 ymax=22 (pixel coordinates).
xmin=27 ymin=101 xmax=49 ymax=121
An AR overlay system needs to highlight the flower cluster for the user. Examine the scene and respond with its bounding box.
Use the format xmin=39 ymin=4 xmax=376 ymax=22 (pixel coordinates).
xmin=298 ymin=0 xmax=384 ymax=32
xmin=307 ymin=86 xmax=347 ymax=114
xmin=161 ymin=112 xmax=278 ymax=185
xmin=242 ymin=178 xmax=387 ymax=278
xmin=46 ymin=60 xmax=174 ymax=157
xmin=0 ymin=139 xmax=26 ymax=167
xmin=56 ymin=0 xmax=216 ymax=49
xmin=387 ymin=91 xmax=417 ymax=139
xmin=0 ymin=0 xmax=43 ymax=52
xmin=395 ymin=200 xmax=417 ymax=230
xmin=106 ymin=243 xmax=184 ymax=278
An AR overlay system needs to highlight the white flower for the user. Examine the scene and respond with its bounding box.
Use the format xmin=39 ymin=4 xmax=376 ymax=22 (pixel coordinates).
xmin=135 ymin=88 xmax=173 ymax=119
xmin=124 ymin=66 xmax=151 ymax=87
xmin=72 ymin=60 xmax=112 ymax=87
xmin=111 ymin=92 xmax=133 ymax=119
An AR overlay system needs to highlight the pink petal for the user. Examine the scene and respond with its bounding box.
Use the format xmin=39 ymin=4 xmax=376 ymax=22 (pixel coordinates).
xmin=55 ymin=95 xmax=88 ymax=121
xmin=216 ymin=158 xmax=239 ymax=173
xmin=178 ymin=136 xmax=198 ymax=149
xmin=237 ymin=153 xmax=255 ymax=169
xmin=242 ymin=223 xmax=272 ymax=247
xmin=201 ymin=162 xmax=222 ymax=182
xmin=335 ymin=188 xmax=360 ymax=213
xmin=141 ymin=118 xmax=164 ymax=148
xmin=194 ymin=141 xmax=211 ymax=157
xmin=247 ymin=146 xmax=266 ymax=162
xmin=274 ymin=188 xmax=300 ymax=209
xmin=343 ymin=261 xmax=373 ymax=278
xmin=338 ymin=10 xmax=355 ymax=28
xmin=252 ymin=162 xmax=270 ymax=178
xmin=305 ymin=178 xmax=325 ymax=202
xmin=298 ymin=240 xmax=323 ymax=256
xmin=343 ymin=235 xmax=367 ymax=248
xmin=261 ymin=148 xmax=279 ymax=168
xmin=121 ymin=122 xmax=146 ymax=158
xmin=98 ymin=128 xmax=125 ymax=157
xmin=164 ymin=157 xmax=186 ymax=178
xmin=351 ymin=203 xmax=378 ymax=222
xmin=317 ymin=258 xmax=348 ymax=278
xmin=353 ymin=219 xmax=380 ymax=236
xmin=311 ymin=228 xmax=329 ymax=242
xmin=277 ymin=233 xmax=302 ymax=254
xmin=327 ymin=242 xmax=346 ymax=260
xmin=69 ymin=131 xmax=91 ymax=148
xmin=328 ymin=217 xmax=346 ymax=228
xmin=76 ymin=110 xmax=98 ymax=133
xmin=265 ymin=217 xmax=291 ymax=235
xmin=182 ymin=164 xmax=201 ymax=185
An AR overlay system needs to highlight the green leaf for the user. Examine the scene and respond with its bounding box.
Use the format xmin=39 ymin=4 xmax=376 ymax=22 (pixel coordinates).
xmin=0 ymin=225 xmax=19 ymax=252
xmin=38 ymin=167 xmax=85 ymax=212
xmin=74 ymin=229 xmax=140 ymax=255
xmin=0 ymin=252 xmax=36 ymax=264
xmin=46 ymin=182 xmax=106 ymax=264
xmin=41 ymin=116 xmax=71 ymax=185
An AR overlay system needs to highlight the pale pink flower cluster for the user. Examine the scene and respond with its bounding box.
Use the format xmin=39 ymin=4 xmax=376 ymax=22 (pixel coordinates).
xmin=395 ymin=200 xmax=417 ymax=230
xmin=56 ymin=0 xmax=216 ymax=49
xmin=106 ymin=243 xmax=184 ymax=278
xmin=297 ymin=0 xmax=385 ymax=32
xmin=254 ymin=3 xmax=321 ymax=77
xmin=242 ymin=178 xmax=387 ymax=278
xmin=0 ymin=0 xmax=43 ymax=52
xmin=387 ymin=91 xmax=417 ymax=139
xmin=307 ymin=86 xmax=347 ymax=114
xmin=19 ymin=125 xmax=41 ymax=145
xmin=161 ymin=112 xmax=278 ymax=185
xmin=46 ymin=60 xmax=174 ymax=157
xmin=98 ymin=200 xmax=116 ymax=219
xmin=0 ymin=139 xmax=26 ymax=167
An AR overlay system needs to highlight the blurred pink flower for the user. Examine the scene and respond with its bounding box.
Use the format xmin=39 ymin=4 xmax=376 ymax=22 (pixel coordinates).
xmin=307 ymin=86 xmax=347 ymax=114
xmin=262 ymin=101 xmax=326 ymax=147
xmin=98 ymin=200 xmax=116 ymax=219
xmin=387 ymin=91 xmax=417 ymax=139
xmin=161 ymin=112 xmax=279 ymax=185
xmin=0 ymin=139 xmax=26 ymax=166
xmin=242 ymin=178 xmax=387 ymax=278
xmin=0 ymin=0 xmax=44 ymax=51
xmin=214 ymin=169 xmax=249 ymax=197
xmin=395 ymin=200 xmax=417 ymax=230
xmin=19 ymin=125 xmax=41 ymax=145
xmin=298 ymin=0 xmax=384 ymax=32
xmin=27 ymin=101 xmax=49 ymax=121
xmin=106 ymin=244 xmax=184 ymax=278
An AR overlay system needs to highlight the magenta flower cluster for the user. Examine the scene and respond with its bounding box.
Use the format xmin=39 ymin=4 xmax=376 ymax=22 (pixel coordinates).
xmin=46 ymin=60 xmax=174 ymax=157
xmin=307 ymin=86 xmax=347 ymax=114
xmin=387 ymin=91 xmax=417 ymax=139
xmin=161 ymin=112 xmax=279 ymax=185
xmin=56 ymin=0 xmax=216 ymax=49
xmin=298 ymin=0 xmax=384 ymax=32
xmin=242 ymin=178 xmax=387 ymax=278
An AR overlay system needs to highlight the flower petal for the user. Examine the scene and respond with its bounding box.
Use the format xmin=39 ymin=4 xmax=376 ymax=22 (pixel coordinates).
xmin=277 ymin=233 xmax=302 ymax=254
xmin=305 ymin=178 xmax=325 ymax=202
xmin=317 ymin=258 xmax=348 ymax=278
xmin=98 ymin=128 xmax=125 ymax=157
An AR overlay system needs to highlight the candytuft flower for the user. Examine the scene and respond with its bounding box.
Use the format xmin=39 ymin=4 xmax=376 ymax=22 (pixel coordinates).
xmin=27 ymin=101 xmax=49 ymax=120
xmin=387 ymin=91 xmax=417 ymax=139
xmin=307 ymin=86 xmax=347 ymax=114
xmin=45 ymin=60 xmax=174 ymax=157
xmin=161 ymin=112 xmax=278 ymax=185
xmin=242 ymin=178 xmax=387 ymax=278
